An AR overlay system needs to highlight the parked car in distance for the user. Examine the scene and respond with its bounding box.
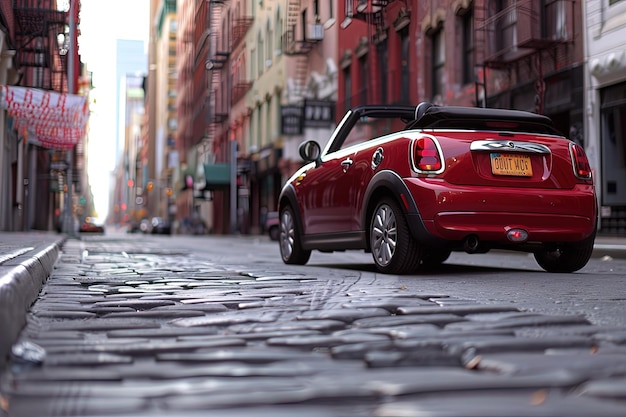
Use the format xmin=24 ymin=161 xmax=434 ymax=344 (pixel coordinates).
xmin=277 ymin=102 xmax=597 ymax=274
xmin=150 ymin=217 xmax=171 ymax=235
xmin=265 ymin=211 xmax=279 ymax=241
xmin=80 ymin=218 xmax=105 ymax=234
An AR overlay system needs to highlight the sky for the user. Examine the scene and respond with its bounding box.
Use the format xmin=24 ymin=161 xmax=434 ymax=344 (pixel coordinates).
xmin=79 ymin=0 xmax=149 ymax=221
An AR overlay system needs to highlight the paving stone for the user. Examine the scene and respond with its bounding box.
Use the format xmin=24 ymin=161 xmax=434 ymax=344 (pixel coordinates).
xmin=445 ymin=314 xmax=591 ymax=331
xmin=170 ymin=311 xmax=280 ymax=327
xmin=181 ymin=329 xmax=321 ymax=342
xmin=468 ymin=352 xmax=626 ymax=378
xmin=156 ymin=348 xmax=332 ymax=364
xmin=228 ymin=319 xmax=347 ymax=333
xmin=40 ymin=318 xmax=161 ymax=332
xmin=309 ymin=367 xmax=586 ymax=397
xmin=265 ymin=332 xmax=388 ymax=349
xmin=31 ymin=310 xmax=98 ymax=319
xmin=296 ymin=308 xmax=391 ymax=323
xmin=340 ymin=297 xmax=433 ymax=312
xmin=575 ymin=377 xmax=626 ymax=400
xmin=106 ymin=327 xmax=220 ymax=338
xmin=364 ymin=348 xmax=461 ymax=368
xmin=43 ymin=352 xmax=134 ymax=366
xmin=449 ymin=335 xmax=597 ymax=357
xmin=6 ymin=395 xmax=147 ymax=417
xmin=593 ymin=330 xmax=626 ymax=344
xmin=329 ymin=340 xmax=395 ymax=360
xmin=102 ymin=309 xmax=206 ymax=319
xmin=353 ymin=313 xmax=466 ymax=328
xmin=376 ymin=390 xmax=626 ymax=417
xmin=397 ymin=304 xmax=521 ymax=316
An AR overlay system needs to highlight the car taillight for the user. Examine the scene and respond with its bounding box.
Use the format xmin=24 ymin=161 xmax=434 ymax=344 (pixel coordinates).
xmin=569 ymin=143 xmax=592 ymax=180
xmin=411 ymin=136 xmax=443 ymax=173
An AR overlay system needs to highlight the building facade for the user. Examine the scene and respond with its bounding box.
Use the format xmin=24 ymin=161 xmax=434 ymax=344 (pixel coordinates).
xmin=148 ymin=0 xmax=622 ymax=237
xmin=200 ymin=0 xmax=337 ymax=235
xmin=585 ymin=0 xmax=626 ymax=234
xmin=0 ymin=0 xmax=86 ymax=232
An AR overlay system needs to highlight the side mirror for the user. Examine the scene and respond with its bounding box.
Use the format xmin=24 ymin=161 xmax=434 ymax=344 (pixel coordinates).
xmin=298 ymin=140 xmax=322 ymax=166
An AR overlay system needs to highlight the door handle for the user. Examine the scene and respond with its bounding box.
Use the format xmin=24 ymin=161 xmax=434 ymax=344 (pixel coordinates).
xmin=341 ymin=158 xmax=353 ymax=172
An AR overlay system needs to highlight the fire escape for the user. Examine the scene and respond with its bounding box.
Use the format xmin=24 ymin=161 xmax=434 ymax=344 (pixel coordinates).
xmin=475 ymin=0 xmax=574 ymax=113
xmin=348 ymin=0 xmax=404 ymax=105
xmin=230 ymin=14 xmax=253 ymax=105
xmin=350 ymin=0 xmax=390 ymax=33
xmin=282 ymin=0 xmax=324 ymax=98
xmin=13 ymin=1 xmax=69 ymax=92
xmin=206 ymin=0 xmax=231 ymax=146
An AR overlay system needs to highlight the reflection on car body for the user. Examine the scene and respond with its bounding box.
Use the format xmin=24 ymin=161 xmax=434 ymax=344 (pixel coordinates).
xmin=277 ymin=102 xmax=597 ymax=274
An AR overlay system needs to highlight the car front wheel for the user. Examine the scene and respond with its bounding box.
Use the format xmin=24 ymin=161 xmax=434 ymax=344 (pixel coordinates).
xmin=279 ymin=206 xmax=311 ymax=265
xmin=369 ymin=198 xmax=422 ymax=274
xmin=533 ymin=233 xmax=595 ymax=273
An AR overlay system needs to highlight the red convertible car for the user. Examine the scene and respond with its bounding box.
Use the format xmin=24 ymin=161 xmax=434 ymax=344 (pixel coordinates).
xmin=277 ymin=103 xmax=597 ymax=274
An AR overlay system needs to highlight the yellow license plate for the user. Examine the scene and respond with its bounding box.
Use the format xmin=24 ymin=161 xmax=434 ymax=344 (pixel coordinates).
xmin=490 ymin=153 xmax=532 ymax=177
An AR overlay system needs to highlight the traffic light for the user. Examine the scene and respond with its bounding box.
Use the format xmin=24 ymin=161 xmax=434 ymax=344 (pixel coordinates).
xmin=166 ymin=188 xmax=173 ymax=197
xmin=146 ymin=181 xmax=154 ymax=191
xmin=127 ymin=179 xmax=134 ymax=187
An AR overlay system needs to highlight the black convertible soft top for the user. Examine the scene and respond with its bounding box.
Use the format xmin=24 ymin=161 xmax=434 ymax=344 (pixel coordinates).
xmin=409 ymin=103 xmax=560 ymax=135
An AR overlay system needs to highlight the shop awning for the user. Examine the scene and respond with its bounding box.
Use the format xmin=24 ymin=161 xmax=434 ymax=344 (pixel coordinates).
xmin=203 ymin=163 xmax=230 ymax=189
xmin=0 ymin=86 xmax=89 ymax=150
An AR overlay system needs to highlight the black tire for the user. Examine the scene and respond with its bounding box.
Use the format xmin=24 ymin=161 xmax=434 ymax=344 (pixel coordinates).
xmin=421 ymin=249 xmax=451 ymax=268
xmin=369 ymin=197 xmax=422 ymax=274
xmin=269 ymin=226 xmax=280 ymax=241
xmin=533 ymin=233 xmax=595 ymax=273
xmin=279 ymin=205 xmax=311 ymax=265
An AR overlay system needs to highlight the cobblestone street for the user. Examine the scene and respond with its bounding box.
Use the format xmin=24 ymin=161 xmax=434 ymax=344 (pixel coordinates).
xmin=2 ymin=235 xmax=626 ymax=416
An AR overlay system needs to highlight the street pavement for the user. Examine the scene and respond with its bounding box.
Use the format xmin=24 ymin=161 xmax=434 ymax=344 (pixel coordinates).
xmin=0 ymin=231 xmax=626 ymax=416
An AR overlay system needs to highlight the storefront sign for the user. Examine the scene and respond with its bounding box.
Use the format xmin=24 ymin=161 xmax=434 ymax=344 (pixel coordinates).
xmin=281 ymin=105 xmax=303 ymax=135
xmin=304 ymin=100 xmax=335 ymax=127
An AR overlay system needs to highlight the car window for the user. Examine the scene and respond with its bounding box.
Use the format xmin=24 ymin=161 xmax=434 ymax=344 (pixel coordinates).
xmin=339 ymin=116 xmax=408 ymax=151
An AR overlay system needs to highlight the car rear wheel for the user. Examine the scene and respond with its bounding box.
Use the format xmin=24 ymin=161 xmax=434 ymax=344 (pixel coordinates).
xmin=279 ymin=206 xmax=311 ymax=265
xmin=370 ymin=198 xmax=422 ymax=274
xmin=533 ymin=234 xmax=595 ymax=273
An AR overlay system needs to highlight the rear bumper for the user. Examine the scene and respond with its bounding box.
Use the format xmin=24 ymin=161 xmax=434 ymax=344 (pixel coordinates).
xmin=404 ymin=179 xmax=597 ymax=244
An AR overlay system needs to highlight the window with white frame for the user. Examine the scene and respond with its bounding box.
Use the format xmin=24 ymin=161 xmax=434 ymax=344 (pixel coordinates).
xmin=266 ymin=20 xmax=273 ymax=67
xmin=276 ymin=8 xmax=282 ymax=56
xmin=257 ymin=31 xmax=264 ymax=76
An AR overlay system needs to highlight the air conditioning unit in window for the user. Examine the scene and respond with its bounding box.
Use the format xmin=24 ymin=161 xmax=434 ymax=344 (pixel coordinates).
xmin=309 ymin=23 xmax=324 ymax=41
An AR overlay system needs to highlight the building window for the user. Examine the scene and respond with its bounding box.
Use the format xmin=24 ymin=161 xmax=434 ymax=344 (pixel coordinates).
xmin=266 ymin=20 xmax=273 ymax=67
xmin=276 ymin=8 xmax=282 ymax=56
xmin=461 ymin=8 xmax=474 ymax=85
xmin=377 ymin=39 xmax=388 ymax=104
xmin=345 ymin=0 xmax=353 ymax=18
xmin=399 ymin=27 xmax=410 ymax=104
xmin=257 ymin=32 xmax=264 ymax=76
xmin=359 ymin=55 xmax=368 ymax=106
xmin=343 ymin=65 xmax=352 ymax=112
xmin=496 ymin=0 xmax=517 ymax=53
xmin=251 ymin=48 xmax=257 ymax=79
xmin=431 ymin=28 xmax=445 ymax=99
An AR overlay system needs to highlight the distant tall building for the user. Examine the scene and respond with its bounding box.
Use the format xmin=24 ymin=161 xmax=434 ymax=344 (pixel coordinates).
xmin=115 ymin=40 xmax=147 ymax=164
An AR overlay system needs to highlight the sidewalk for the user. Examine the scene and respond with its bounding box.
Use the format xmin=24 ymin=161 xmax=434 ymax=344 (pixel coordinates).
xmin=0 ymin=231 xmax=624 ymax=369
xmin=0 ymin=232 xmax=66 ymax=368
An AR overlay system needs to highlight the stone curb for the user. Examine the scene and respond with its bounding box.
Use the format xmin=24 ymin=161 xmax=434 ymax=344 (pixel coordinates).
xmin=0 ymin=239 xmax=65 ymax=369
